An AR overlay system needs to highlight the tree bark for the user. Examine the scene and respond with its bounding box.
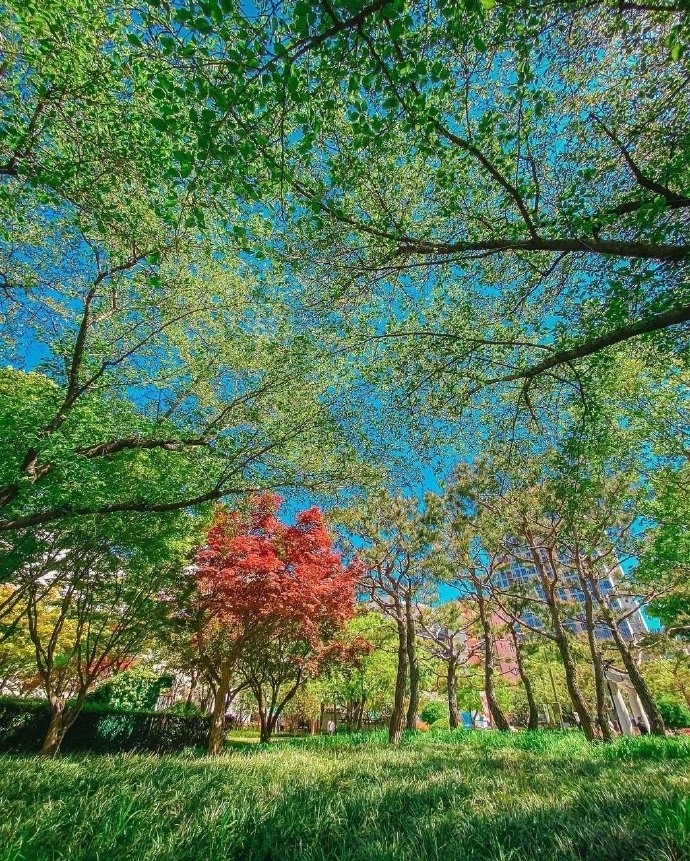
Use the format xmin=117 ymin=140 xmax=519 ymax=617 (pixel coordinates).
xmin=447 ymin=656 xmax=461 ymax=729
xmin=608 ymin=621 xmax=665 ymax=735
xmin=477 ymin=589 xmax=510 ymax=730
xmin=40 ymin=700 xmax=73 ymax=756
xmin=259 ymin=708 xmax=276 ymax=743
xmin=356 ymin=694 xmax=366 ymax=731
xmin=510 ymin=628 xmax=540 ymax=731
xmin=389 ymin=617 xmax=408 ymax=745
xmin=405 ymin=596 xmax=419 ymax=731
xmin=527 ymin=540 xmax=596 ymax=740
xmin=580 ymin=575 xmax=613 ymax=741
xmin=553 ymin=629 xmax=596 ymax=740
xmin=207 ymin=661 xmax=231 ymax=755
xmin=584 ymin=561 xmax=666 ymax=735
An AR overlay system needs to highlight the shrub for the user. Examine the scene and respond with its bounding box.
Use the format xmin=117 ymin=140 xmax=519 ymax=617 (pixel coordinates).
xmin=0 ymin=697 xmax=209 ymax=754
xmin=86 ymin=668 xmax=174 ymax=712
xmin=420 ymin=701 xmax=447 ymax=725
xmin=429 ymin=718 xmax=450 ymax=730
xmin=0 ymin=697 xmax=50 ymax=752
xmin=658 ymin=697 xmax=690 ymax=730
xmin=164 ymin=701 xmax=205 ymax=717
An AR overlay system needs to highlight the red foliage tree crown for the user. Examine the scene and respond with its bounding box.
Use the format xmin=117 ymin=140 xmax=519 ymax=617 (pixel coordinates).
xmin=194 ymin=494 xmax=356 ymax=647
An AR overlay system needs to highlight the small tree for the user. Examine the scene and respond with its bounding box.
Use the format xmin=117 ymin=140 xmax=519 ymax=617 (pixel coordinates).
xmin=195 ymin=496 xmax=356 ymax=750
xmin=4 ymin=513 xmax=192 ymax=755
xmin=418 ymin=601 xmax=479 ymax=729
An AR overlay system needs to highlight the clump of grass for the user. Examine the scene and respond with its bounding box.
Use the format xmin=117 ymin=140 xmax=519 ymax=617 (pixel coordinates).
xmin=1 ymin=733 xmax=689 ymax=861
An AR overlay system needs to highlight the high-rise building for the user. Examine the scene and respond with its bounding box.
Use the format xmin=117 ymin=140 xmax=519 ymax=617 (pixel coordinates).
xmin=494 ymin=554 xmax=648 ymax=640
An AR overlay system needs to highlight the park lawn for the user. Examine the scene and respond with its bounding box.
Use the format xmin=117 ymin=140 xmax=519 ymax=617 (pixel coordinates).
xmin=1 ymin=731 xmax=690 ymax=861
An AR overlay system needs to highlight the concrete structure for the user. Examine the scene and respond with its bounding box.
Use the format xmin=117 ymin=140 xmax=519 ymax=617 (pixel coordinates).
xmin=605 ymin=666 xmax=651 ymax=736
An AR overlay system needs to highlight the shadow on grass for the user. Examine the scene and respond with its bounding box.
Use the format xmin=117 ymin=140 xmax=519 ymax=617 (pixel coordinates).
xmin=1 ymin=736 xmax=689 ymax=861
xmin=229 ymin=777 xmax=690 ymax=861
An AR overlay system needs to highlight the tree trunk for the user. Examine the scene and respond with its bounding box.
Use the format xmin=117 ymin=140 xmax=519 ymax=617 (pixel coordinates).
xmin=580 ymin=581 xmax=613 ymax=741
xmin=405 ymin=596 xmax=419 ymax=731
xmin=356 ymin=695 xmax=366 ymax=731
xmin=40 ymin=701 xmax=72 ymax=756
xmin=207 ymin=661 xmax=231 ymax=755
xmin=528 ymin=540 xmax=596 ymax=740
xmin=389 ymin=618 xmax=408 ymax=745
xmin=478 ymin=590 xmax=510 ymax=731
xmin=259 ymin=709 xmax=272 ymax=743
xmin=447 ymin=656 xmax=461 ymax=729
xmin=510 ymin=628 xmax=540 ymax=731
xmin=608 ymin=622 xmax=666 ymax=735
xmin=584 ymin=560 xmax=666 ymax=736
xmin=553 ymin=630 xmax=596 ymax=740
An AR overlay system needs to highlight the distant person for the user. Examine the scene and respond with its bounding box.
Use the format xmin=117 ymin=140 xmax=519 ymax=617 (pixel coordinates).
xmin=634 ymin=718 xmax=649 ymax=736
xmin=327 ymin=719 xmax=336 ymax=735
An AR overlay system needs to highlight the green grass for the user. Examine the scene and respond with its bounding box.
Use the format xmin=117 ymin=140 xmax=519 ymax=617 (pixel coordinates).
xmin=1 ymin=731 xmax=690 ymax=861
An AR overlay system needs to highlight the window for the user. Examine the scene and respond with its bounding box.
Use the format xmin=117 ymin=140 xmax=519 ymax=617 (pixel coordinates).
xmin=511 ymin=564 xmax=533 ymax=582
xmin=522 ymin=611 xmax=541 ymax=629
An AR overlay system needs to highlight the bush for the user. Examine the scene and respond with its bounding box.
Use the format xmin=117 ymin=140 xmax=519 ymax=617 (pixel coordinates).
xmin=164 ymin=701 xmax=205 ymax=717
xmin=658 ymin=697 xmax=690 ymax=730
xmin=0 ymin=697 xmax=50 ymax=752
xmin=0 ymin=696 xmax=210 ymax=754
xmin=85 ymin=668 xmax=174 ymax=712
xmin=420 ymin=701 xmax=447 ymax=725
xmin=429 ymin=718 xmax=450 ymax=730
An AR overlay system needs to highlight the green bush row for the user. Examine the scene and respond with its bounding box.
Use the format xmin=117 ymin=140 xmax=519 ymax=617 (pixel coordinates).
xmin=0 ymin=697 xmax=210 ymax=754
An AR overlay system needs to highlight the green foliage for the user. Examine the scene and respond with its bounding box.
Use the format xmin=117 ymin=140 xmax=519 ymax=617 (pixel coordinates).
xmin=87 ymin=668 xmax=174 ymax=712
xmin=164 ymin=702 xmax=205 ymax=718
xmin=1 ymin=733 xmax=690 ymax=860
xmin=0 ymin=697 xmax=208 ymax=754
xmin=420 ymin=701 xmax=447 ymax=725
xmin=657 ymin=697 xmax=690 ymax=730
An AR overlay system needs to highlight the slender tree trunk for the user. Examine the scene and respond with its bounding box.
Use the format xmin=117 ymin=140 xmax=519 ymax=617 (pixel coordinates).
xmin=259 ymin=708 xmax=275 ymax=743
xmin=580 ymin=579 xmax=613 ymax=741
xmin=527 ymin=539 xmax=596 ymax=740
xmin=510 ymin=628 xmax=540 ymax=731
xmin=447 ymin=656 xmax=461 ymax=729
xmin=405 ymin=596 xmax=419 ymax=731
xmin=477 ymin=590 xmax=510 ymax=730
xmin=356 ymin=694 xmax=366 ymax=731
xmin=553 ymin=630 xmax=596 ymax=740
xmin=389 ymin=618 xmax=408 ymax=745
xmin=207 ymin=661 xmax=231 ymax=755
xmin=185 ymin=670 xmax=198 ymax=711
xmin=584 ymin=562 xmax=666 ymax=736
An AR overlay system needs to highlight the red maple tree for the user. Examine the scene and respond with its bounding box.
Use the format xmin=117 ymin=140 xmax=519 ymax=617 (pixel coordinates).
xmin=194 ymin=493 xmax=356 ymax=749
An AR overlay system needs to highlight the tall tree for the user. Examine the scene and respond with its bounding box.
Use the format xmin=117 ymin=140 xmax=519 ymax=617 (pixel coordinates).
xmin=340 ymin=492 xmax=435 ymax=743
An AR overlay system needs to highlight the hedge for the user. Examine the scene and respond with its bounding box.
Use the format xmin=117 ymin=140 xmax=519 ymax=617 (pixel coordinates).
xmin=0 ymin=697 xmax=211 ymax=754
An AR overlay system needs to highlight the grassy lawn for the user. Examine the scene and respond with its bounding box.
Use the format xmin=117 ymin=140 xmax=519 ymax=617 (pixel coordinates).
xmin=1 ymin=731 xmax=690 ymax=861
